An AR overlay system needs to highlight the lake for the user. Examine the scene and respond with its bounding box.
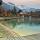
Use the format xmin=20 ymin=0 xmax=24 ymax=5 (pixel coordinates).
xmin=5 ymin=18 xmax=40 ymax=36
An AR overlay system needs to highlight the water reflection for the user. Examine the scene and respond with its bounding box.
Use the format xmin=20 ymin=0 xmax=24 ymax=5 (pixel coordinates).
xmin=6 ymin=18 xmax=40 ymax=36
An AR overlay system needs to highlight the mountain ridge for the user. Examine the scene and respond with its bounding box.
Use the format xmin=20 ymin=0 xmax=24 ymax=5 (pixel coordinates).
xmin=1 ymin=2 xmax=40 ymax=12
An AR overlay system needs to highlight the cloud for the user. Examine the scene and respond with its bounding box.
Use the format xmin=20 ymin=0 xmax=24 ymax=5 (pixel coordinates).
xmin=3 ymin=0 xmax=40 ymax=5
xmin=3 ymin=0 xmax=29 ymax=5
xmin=31 ymin=0 xmax=40 ymax=4
xmin=2 ymin=0 xmax=40 ymax=11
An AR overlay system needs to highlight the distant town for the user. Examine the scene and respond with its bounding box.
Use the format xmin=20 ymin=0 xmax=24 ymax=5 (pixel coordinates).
xmin=0 ymin=0 xmax=40 ymax=17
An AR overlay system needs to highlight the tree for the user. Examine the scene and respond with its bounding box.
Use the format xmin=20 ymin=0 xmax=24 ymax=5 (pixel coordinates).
xmin=18 ymin=10 xmax=22 ymax=13
xmin=13 ymin=6 xmax=16 ymax=16
xmin=30 ymin=11 xmax=33 ymax=15
xmin=0 ymin=0 xmax=2 ymax=5
xmin=11 ymin=5 xmax=16 ymax=16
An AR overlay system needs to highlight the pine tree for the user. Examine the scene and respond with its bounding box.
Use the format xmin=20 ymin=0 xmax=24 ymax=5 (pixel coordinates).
xmin=14 ymin=6 xmax=16 ymax=16
xmin=11 ymin=5 xmax=16 ymax=16
xmin=0 ymin=0 xmax=2 ymax=5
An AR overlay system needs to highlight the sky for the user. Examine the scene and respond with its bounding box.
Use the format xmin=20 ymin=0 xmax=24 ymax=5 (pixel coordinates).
xmin=2 ymin=0 xmax=40 ymax=9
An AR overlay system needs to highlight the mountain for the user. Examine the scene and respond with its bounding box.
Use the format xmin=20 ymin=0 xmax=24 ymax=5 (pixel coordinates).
xmin=2 ymin=2 xmax=40 ymax=13
xmin=2 ymin=2 xmax=15 ymax=10
xmin=17 ymin=5 xmax=30 ymax=12
xmin=2 ymin=2 xmax=21 ymax=13
xmin=2 ymin=2 xmax=30 ymax=11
